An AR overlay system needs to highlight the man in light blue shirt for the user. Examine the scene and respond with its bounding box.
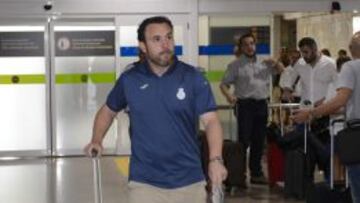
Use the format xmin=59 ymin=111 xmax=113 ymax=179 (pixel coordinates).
xmin=220 ymin=33 xmax=283 ymax=186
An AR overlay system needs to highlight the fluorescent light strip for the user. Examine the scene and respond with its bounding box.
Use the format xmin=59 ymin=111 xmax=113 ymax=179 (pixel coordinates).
xmin=54 ymin=26 xmax=115 ymax=31
xmin=0 ymin=26 xmax=45 ymax=32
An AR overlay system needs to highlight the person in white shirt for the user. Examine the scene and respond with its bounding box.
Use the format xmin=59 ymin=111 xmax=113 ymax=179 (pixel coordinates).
xmin=282 ymin=37 xmax=338 ymax=107
xmin=279 ymin=49 xmax=302 ymax=103
xmin=282 ymin=37 xmax=338 ymax=181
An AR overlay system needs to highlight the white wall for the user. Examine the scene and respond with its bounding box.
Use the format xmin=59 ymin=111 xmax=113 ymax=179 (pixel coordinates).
xmin=198 ymin=15 xmax=209 ymax=70
xmin=353 ymin=16 xmax=360 ymax=33
xmin=297 ymin=12 xmax=353 ymax=59
xmin=0 ymin=0 xmax=193 ymax=16
xmin=208 ymin=15 xmax=271 ymax=72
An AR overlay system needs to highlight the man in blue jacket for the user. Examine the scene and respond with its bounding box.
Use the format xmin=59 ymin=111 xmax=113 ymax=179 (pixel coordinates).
xmin=85 ymin=16 xmax=227 ymax=203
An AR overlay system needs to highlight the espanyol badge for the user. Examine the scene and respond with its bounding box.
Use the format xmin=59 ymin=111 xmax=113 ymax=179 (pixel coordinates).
xmin=176 ymin=88 xmax=186 ymax=100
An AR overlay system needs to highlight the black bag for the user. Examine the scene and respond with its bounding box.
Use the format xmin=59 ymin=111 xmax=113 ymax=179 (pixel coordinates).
xmin=307 ymin=181 xmax=352 ymax=203
xmin=335 ymin=119 xmax=360 ymax=165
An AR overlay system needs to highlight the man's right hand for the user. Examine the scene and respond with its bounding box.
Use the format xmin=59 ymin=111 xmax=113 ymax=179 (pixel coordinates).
xmin=84 ymin=142 xmax=103 ymax=157
xmin=226 ymin=95 xmax=237 ymax=106
xmin=281 ymin=89 xmax=294 ymax=102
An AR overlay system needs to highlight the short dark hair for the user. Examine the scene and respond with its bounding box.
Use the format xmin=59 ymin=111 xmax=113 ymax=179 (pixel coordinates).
xmin=237 ymin=33 xmax=256 ymax=47
xmin=289 ymin=49 xmax=300 ymax=55
xmin=338 ymin=49 xmax=347 ymax=55
xmin=137 ymin=16 xmax=173 ymax=42
xmin=321 ymin=48 xmax=331 ymax=57
xmin=298 ymin=37 xmax=317 ymax=49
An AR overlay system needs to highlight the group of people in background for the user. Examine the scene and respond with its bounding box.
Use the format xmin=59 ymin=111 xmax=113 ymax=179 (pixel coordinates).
xmin=220 ymin=31 xmax=360 ymax=202
xmin=292 ymin=33 xmax=360 ymax=203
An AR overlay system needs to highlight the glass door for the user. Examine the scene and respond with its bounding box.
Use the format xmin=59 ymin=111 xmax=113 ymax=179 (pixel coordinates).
xmin=0 ymin=19 xmax=50 ymax=157
xmin=51 ymin=18 xmax=117 ymax=155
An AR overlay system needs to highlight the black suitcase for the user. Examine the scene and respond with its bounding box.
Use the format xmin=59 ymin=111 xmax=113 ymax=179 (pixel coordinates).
xmin=199 ymin=133 xmax=246 ymax=184
xmin=222 ymin=140 xmax=246 ymax=189
xmin=306 ymin=119 xmax=352 ymax=203
xmin=199 ymin=133 xmax=246 ymax=194
xmin=284 ymin=148 xmax=311 ymax=199
xmin=284 ymin=122 xmax=314 ymax=200
xmin=307 ymin=181 xmax=352 ymax=203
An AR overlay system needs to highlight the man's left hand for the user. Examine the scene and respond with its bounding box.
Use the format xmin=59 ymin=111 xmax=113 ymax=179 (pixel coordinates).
xmin=262 ymin=58 xmax=276 ymax=67
xmin=208 ymin=161 xmax=227 ymax=186
xmin=314 ymin=97 xmax=325 ymax=107
xmin=290 ymin=108 xmax=311 ymax=123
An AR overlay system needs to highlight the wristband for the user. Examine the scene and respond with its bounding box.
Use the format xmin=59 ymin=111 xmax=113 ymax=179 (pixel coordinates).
xmin=209 ymin=156 xmax=224 ymax=164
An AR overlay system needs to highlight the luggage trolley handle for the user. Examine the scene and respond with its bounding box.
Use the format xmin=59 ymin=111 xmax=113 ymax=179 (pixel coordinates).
xmin=230 ymin=104 xmax=237 ymax=142
xmin=91 ymin=149 xmax=103 ymax=203
xmin=269 ymin=103 xmax=308 ymax=154
xmin=91 ymin=149 xmax=99 ymax=157
xmin=210 ymin=185 xmax=224 ymax=203
xmin=268 ymin=103 xmax=301 ymax=137
xmin=304 ymin=122 xmax=308 ymax=154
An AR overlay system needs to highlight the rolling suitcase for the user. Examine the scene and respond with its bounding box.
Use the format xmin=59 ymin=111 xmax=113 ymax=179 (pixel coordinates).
xmin=200 ymin=135 xmax=246 ymax=192
xmin=268 ymin=103 xmax=310 ymax=197
xmin=224 ymin=105 xmax=246 ymax=190
xmin=284 ymin=119 xmax=312 ymax=199
xmin=223 ymin=139 xmax=246 ymax=189
xmin=284 ymin=148 xmax=312 ymax=199
xmin=306 ymin=119 xmax=352 ymax=203
xmin=92 ymin=150 xmax=104 ymax=203
xmin=267 ymin=103 xmax=294 ymax=187
xmin=267 ymin=140 xmax=284 ymax=187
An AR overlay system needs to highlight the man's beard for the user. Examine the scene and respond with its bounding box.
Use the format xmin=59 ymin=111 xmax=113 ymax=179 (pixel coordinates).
xmin=244 ymin=52 xmax=255 ymax=58
xmin=304 ymin=56 xmax=316 ymax=64
xmin=149 ymin=51 xmax=173 ymax=68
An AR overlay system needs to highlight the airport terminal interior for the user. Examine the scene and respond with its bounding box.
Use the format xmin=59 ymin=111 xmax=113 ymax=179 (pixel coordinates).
xmin=0 ymin=0 xmax=359 ymax=202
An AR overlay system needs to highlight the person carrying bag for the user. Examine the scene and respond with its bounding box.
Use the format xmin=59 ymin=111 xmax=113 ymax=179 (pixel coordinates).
xmin=336 ymin=119 xmax=360 ymax=165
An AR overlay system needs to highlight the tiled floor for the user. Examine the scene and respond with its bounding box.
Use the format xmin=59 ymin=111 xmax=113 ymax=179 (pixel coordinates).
xmin=0 ymin=157 xmax=304 ymax=203
xmin=224 ymin=184 xmax=304 ymax=203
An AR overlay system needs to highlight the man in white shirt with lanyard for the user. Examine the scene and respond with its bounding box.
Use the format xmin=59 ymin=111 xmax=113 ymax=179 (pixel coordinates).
xmin=282 ymin=37 xmax=338 ymax=181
